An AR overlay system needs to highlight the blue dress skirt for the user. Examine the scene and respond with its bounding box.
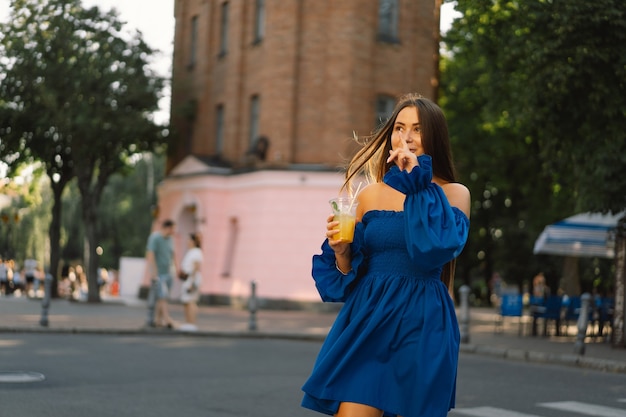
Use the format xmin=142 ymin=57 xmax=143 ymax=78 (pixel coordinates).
xmin=301 ymin=156 xmax=470 ymax=417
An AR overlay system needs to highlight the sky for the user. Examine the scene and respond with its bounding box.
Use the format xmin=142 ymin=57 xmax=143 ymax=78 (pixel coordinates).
xmin=0 ymin=0 xmax=459 ymax=125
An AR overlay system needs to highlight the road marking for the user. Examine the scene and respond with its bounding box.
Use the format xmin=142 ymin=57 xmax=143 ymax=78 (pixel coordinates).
xmin=539 ymin=401 xmax=626 ymax=417
xmin=0 ymin=371 xmax=46 ymax=383
xmin=452 ymin=407 xmax=543 ymax=417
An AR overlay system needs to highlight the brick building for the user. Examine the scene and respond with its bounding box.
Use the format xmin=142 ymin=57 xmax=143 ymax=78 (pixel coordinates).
xmin=144 ymin=0 xmax=443 ymax=307
xmin=168 ymin=0 xmax=441 ymax=170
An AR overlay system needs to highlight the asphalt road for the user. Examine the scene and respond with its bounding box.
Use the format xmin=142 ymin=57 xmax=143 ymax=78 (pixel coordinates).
xmin=451 ymin=354 xmax=626 ymax=417
xmin=1 ymin=333 xmax=625 ymax=417
xmin=0 ymin=333 xmax=319 ymax=417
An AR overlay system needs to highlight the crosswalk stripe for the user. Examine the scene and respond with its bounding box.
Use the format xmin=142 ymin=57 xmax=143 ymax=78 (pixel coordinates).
xmin=452 ymin=406 xmax=543 ymax=417
xmin=539 ymin=401 xmax=626 ymax=417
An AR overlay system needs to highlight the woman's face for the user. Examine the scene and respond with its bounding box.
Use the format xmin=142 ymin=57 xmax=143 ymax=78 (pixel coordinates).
xmin=391 ymin=106 xmax=423 ymax=156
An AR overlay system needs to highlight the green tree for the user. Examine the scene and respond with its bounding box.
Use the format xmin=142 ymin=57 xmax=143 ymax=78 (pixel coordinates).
xmin=441 ymin=0 xmax=625 ymax=298
xmin=448 ymin=0 xmax=626 ymax=214
xmin=60 ymin=180 xmax=84 ymax=263
xmin=441 ymin=14 xmax=570 ymax=297
xmin=54 ymin=151 xmax=164 ymax=273
xmin=0 ymin=0 xmax=77 ymax=295
xmin=0 ymin=0 xmax=167 ymax=301
xmin=0 ymin=164 xmax=51 ymax=271
xmin=97 ymin=151 xmax=165 ymax=269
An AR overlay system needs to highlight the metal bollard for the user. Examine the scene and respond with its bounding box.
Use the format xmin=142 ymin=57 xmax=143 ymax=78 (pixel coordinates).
xmin=39 ymin=273 xmax=53 ymax=327
xmin=459 ymin=285 xmax=471 ymax=344
xmin=248 ymin=281 xmax=258 ymax=331
xmin=573 ymin=292 xmax=592 ymax=355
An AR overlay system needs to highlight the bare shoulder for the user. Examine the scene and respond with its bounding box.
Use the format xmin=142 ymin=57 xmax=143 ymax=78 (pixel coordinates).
xmin=441 ymin=182 xmax=471 ymax=218
xmin=357 ymin=182 xmax=383 ymax=200
xmin=356 ymin=182 xmax=403 ymax=219
xmin=355 ymin=183 xmax=381 ymax=219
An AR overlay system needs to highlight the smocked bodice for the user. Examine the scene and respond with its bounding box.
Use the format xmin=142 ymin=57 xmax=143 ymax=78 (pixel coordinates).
xmin=362 ymin=210 xmax=442 ymax=280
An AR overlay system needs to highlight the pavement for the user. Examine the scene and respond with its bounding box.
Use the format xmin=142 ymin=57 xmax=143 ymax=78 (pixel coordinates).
xmin=0 ymin=294 xmax=624 ymax=374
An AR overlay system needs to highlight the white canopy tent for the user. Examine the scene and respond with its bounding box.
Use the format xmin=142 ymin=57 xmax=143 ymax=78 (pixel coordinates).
xmin=533 ymin=212 xmax=626 ymax=259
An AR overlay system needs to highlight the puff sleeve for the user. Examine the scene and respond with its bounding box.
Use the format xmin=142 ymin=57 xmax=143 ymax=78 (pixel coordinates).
xmin=311 ymin=222 xmax=366 ymax=302
xmin=384 ymin=154 xmax=469 ymax=270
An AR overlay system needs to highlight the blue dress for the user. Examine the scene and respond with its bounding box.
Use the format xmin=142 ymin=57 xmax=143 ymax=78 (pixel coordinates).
xmin=301 ymin=155 xmax=470 ymax=417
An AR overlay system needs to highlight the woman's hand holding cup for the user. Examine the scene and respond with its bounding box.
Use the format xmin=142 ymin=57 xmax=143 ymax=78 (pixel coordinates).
xmin=326 ymin=213 xmax=350 ymax=255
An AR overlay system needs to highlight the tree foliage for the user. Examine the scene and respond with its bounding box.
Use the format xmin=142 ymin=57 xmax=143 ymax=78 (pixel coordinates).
xmin=0 ymin=0 xmax=167 ymax=301
xmin=0 ymin=164 xmax=52 ymax=266
xmin=59 ymin=152 xmax=164 ymax=271
xmin=441 ymin=0 xmax=624 ymax=296
xmin=97 ymin=152 xmax=165 ymax=268
xmin=447 ymin=0 xmax=626 ymax=214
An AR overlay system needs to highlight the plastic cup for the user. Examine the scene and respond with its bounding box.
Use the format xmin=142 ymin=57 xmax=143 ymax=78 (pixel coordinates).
xmin=329 ymin=197 xmax=358 ymax=243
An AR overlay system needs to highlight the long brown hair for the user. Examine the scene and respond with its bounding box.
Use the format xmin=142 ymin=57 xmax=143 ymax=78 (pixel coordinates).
xmin=343 ymin=93 xmax=459 ymax=294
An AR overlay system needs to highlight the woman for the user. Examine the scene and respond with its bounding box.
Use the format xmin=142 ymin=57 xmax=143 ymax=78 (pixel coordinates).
xmin=179 ymin=233 xmax=203 ymax=331
xmin=301 ymin=94 xmax=471 ymax=417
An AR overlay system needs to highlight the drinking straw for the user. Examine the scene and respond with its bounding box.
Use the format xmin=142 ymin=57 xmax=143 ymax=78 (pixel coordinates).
xmin=348 ymin=182 xmax=362 ymax=212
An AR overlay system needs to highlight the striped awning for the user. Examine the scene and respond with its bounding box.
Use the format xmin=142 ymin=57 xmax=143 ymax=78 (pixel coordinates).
xmin=533 ymin=212 xmax=626 ymax=259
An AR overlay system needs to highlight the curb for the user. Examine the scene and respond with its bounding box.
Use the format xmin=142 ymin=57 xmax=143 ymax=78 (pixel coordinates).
xmin=0 ymin=326 xmax=327 ymax=342
xmin=459 ymin=343 xmax=626 ymax=374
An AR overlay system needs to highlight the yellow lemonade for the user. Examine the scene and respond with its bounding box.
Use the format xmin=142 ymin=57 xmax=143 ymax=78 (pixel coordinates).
xmin=333 ymin=213 xmax=356 ymax=243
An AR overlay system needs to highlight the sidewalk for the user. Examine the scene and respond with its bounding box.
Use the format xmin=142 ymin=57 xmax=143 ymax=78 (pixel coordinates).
xmin=0 ymin=295 xmax=624 ymax=373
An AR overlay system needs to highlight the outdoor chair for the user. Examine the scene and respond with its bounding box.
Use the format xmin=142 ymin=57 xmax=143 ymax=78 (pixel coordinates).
xmin=531 ymin=295 xmax=562 ymax=336
xmin=595 ymin=297 xmax=614 ymax=341
xmin=561 ymin=295 xmax=581 ymax=336
xmin=494 ymin=293 xmax=525 ymax=336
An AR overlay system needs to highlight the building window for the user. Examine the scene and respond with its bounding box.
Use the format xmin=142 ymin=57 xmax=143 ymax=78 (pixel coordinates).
xmin=215 ymin=104 xmax=225 ymax=154
xmin=378 ymin=0 xmax=399 ymax=43
xmin=253 ymin=0 xmax=265 ymax=44
xmin=219 ymin=2 xmax=229 ymax=56
xmin=375 ymin=95 xmax=396 ymax=127
xmin=249 ymin=95 xmax=260 ymax=147
xmin=188 ymin=15 xmax=198 ymax=69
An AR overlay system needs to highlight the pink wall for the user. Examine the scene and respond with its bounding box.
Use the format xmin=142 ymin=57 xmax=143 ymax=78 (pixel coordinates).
xmin=154 ymin=160 xmax=349 ymax=304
